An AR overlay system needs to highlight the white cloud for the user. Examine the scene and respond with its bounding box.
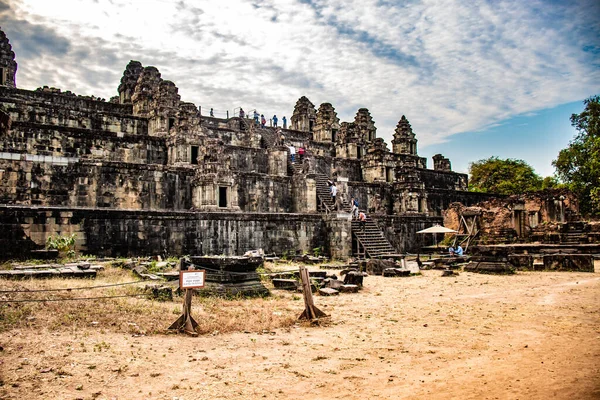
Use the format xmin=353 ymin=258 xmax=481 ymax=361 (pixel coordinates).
xmin=2 ymin=0 xmax=599 ymax=146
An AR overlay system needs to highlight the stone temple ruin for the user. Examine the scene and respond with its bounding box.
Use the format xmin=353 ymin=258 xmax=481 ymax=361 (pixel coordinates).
xmin=0 ymin=28 xmax=532 ymax=260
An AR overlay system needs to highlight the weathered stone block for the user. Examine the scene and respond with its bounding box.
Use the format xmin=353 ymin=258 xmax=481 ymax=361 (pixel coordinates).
xmin=324 ymin=277 xmax=343 ymax=290
xmin=382 ymin=268 xmax=411 ymax=277
xmin=464 ymin=261 xmax=514 ymax=275
xmin=366 ymin=259 xmax=395 ymax=276
xmin=272 ymin=279 xmax=298 ymax=290
xmin=339 ymin=284 xmax=359 ymax=293
xmin=542 ymin=254 xmax=593 ymax=272
xmin=318 ymin=287 xmax=339 ymax=296
xmin=508 ymin=254 xmax=533 ymax=270
xmin=343 ymin=271 xmax=363 ymax=287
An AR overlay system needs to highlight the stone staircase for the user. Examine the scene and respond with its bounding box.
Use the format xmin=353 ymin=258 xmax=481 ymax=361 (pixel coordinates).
xmin=351 ymin=216 xmax=395 ymax=257
xmin=289 ymin=155 xmax=304 ymax=175
xmin=315 ymin=173 xmax=335 ymax=212
xmin=254 ymin=125 xmax=277 ymax=148
xmin=561 ymin=221 xmax=587 ymax=244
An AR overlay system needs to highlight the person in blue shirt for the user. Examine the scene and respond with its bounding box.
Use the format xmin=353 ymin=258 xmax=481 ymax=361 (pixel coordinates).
xmin=455 ymin=245 xmax=464 ymax=256
xmin=273 ymin=115 xmax=278 ymax=127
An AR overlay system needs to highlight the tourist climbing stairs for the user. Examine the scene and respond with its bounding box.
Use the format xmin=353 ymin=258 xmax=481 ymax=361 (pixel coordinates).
xmin=351 ymin=216 xmax=395 ymax=258
xmin=315 ymin=173 xmax=335 ymax=213
xmin=290 ymin=156 xmax=304 ymax=175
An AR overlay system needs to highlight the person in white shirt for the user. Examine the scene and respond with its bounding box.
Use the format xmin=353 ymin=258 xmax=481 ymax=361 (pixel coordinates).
xmin=330 ymin=183 xmax=337 ymax=210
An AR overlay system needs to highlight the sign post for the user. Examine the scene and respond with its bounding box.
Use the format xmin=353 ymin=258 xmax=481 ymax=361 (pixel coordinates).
xmin=298 ymin=265 xmax=327 ymax=321
xmin=168 ymin=267 xmax=205 ymax=336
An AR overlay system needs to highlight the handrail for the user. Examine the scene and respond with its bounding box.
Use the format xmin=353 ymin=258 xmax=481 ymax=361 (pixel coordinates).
xmin=317 ymin=192 xmax=331 ymax=214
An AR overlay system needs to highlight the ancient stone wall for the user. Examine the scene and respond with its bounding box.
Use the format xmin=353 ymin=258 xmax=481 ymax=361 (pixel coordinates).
xmin=345 ymin=182 xmax=395 ymax=215
xmin=0 ymin=206 xmax=327 ymax=259
xmin=0 ymin=160 xmax=194 ymax=210
xmin=426 ymin=189 xmax=495 ymax=217
xmin=375 ymin=214 xmax=443 ymax=253
xmin=1 ymin=122 xmax=163 ymax=164
xmin=235 ymin=173 xmax=292 ymax=213
xmin=0 ymin=87 xmax=133 ymax=114
xmin=417 ymin=168 xmax=468 ymax=191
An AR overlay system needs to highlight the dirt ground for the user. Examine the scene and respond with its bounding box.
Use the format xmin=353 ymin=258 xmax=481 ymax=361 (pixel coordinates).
xmin=1 ymin=268 xmax=599 ymax=400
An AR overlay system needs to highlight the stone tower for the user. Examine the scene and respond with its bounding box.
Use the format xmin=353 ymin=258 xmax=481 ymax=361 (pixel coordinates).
xmin=290 ymin=96 xmax=316 ymax=132
xmin=313 ymin=102 xmax=340 ymax=142
xmin=354 ymin=108 xmax=376 ymax=142
xmin=392 ymin=115 xmax=417 ymax=155
xmin=433 ymin=154 xmax=452 ymax=172
xmin=131 ymin=66 xmax=181 ymax=136
xmin=0 ymin=29 xmax=17 ymax=88
xmin=118 ymin=60 xmax=143 ymax=104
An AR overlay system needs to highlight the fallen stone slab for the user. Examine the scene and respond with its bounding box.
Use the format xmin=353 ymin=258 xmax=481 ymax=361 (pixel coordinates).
xmin=271 ymin=279 xmax=298 ymax=290
xmin=310 ymin=277 xmax=325 ymax=286
xmin=269 ymin=272 xmax=296 ymax=280
xmin=339 ymin=284 xmax=359 ymax=293
xmin=318 ymin=287 xmax=339 ymax=296
xmin=383 ymin=268 xmax=411 ymax=277
xmin=343 ymin=271 xmax=364 ymax=287
xmin=441 ymin=269 xmax=459 ymax=277
xmin=464 ymin=261 xmax=515 ymax=275
xmin=0 ymin=268 xmax=97 ymax=279
xmin=155 ymin=271 xmax=180 ymax=281
xmin=319 ymin=264 xmax=347 ymax=270
xmin=13 ymin=263 xmax=59 ymax=270
xmin=323 ymin=278 xmax=344 ymax=290
xmin=132 ymin=265 xmax=162 ymax=281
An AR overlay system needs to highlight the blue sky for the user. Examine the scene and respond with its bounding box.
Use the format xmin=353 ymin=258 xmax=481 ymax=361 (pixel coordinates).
xmin=421 ymin=100 xmax=587 ymax=177
xmin=0 ymin=0 xmax=598 ymax=178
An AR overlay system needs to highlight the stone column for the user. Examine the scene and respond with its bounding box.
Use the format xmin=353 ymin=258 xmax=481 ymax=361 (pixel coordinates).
xmin=326 ymin=215 xmax=352 ymax=260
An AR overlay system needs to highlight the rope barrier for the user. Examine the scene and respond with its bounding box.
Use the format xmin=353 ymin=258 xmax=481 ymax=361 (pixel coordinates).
xmin=0 ymin=280 xmax=152 ymax=294
xmin=0 ymin=293 xmax=147 ymax=304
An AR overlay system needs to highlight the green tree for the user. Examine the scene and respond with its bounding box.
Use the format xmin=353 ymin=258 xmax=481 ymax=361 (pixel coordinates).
xmin=468 ymin=157 xmax=543 ymax=195
xmin=553 ymin=95 xmax=600 ymax=216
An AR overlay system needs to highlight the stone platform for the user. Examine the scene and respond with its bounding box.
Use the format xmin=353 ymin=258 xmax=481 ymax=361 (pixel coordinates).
xmin=183 ymin=256 xmax=269 ymax=297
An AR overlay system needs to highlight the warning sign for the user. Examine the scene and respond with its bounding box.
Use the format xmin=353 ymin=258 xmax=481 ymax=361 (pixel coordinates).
xmin=179 ymin=270 xmax=206 ymax=289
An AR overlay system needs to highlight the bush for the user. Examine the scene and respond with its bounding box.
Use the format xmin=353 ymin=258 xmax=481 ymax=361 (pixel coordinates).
xmin=46 ymin=233 xmax=77 ymax=258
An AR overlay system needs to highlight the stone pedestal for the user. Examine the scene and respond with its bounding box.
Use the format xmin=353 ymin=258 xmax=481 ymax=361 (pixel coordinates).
xmin=184 ymin=256 xmax=269 ymax=297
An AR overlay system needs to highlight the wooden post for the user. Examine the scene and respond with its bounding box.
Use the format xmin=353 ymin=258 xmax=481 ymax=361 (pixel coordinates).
xmin=168 ymin=262 xmax=203 ymax=336
xmin=298 ymin=265 xmax=327 ymax=321
xmin=168 ymin=288 xmax=199 ymax=336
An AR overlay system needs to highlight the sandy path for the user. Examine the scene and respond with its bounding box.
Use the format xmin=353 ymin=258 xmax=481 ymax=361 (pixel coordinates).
xmin=2 ymin=270 xmax=599 ymax=399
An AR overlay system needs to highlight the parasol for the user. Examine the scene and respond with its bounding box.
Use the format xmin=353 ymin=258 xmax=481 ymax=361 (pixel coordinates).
xmin=417 ymin=225 xmax=457 ymax=248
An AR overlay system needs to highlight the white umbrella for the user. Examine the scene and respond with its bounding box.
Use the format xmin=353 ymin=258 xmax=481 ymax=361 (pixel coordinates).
xmin=417 ymin=225 xmax=457 ymax=248
xmin=416 ymin=225 xmax=458 ymax=234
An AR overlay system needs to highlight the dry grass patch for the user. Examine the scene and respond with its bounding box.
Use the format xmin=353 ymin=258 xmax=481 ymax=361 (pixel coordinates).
xmin=0 ymin=264 xmax=297 ymax=335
